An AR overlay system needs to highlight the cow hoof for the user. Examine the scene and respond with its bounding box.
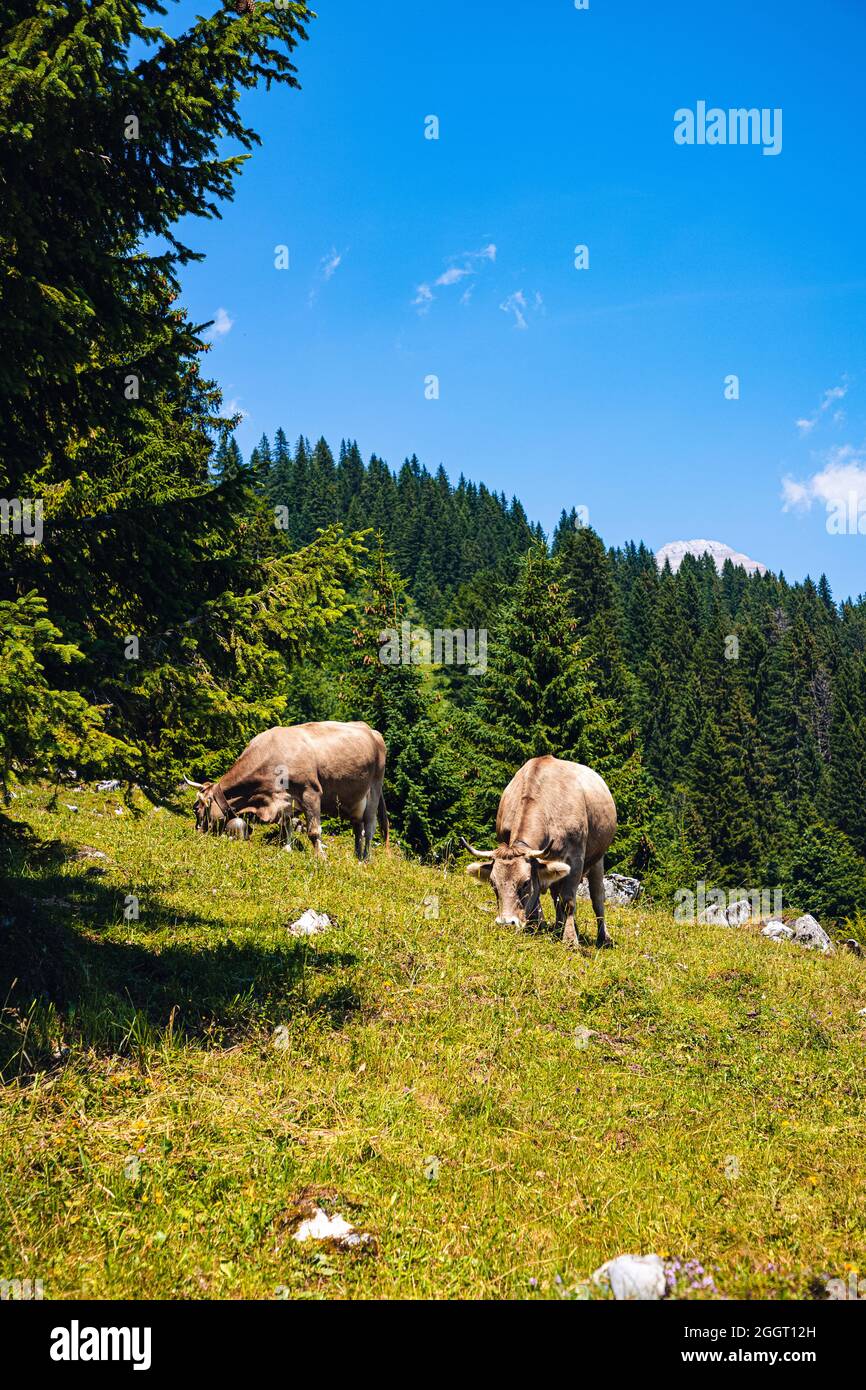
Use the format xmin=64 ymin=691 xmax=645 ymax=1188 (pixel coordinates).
xmin=596 ymin=936 xmax=614 ymax=950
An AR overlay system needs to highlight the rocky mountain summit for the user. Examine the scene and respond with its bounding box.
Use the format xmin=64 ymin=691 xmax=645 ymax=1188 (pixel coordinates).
xmin=656 ymin=539 xmax=767 ymax=575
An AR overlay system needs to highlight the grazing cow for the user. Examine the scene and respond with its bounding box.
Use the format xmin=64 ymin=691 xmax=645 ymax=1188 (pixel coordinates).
xmin=463 ymin=755 xmax=617 ymax=947
xmin=186 ymin=720 xmax=389 ymax=861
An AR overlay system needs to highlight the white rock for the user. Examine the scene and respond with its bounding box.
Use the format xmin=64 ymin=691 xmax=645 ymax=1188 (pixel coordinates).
xmin=725 ymin=898 xmax=753 ymax=925
xmin=762 ymin=921 xmax=794 ymax=943
xmin=699 ymin=898 xmax=753 ymax=927
xmin=288 ymin=909 xmax=331 ymax=937
xmin=576 ymin=874 xmax=641 ymax=906
xmin=97 ymin=779 xmax=121 ymax=791
xmin=292 ymin=1207 xmax=371 ymax=1249
xmin=336 ymin=1230 xmax=370 ymax=1249
xmin=591 ymin=1253 xmax=666 ymax=1301
xmin=293 ymin=1208 xmax=354 ymax=1243
xmin=790 ymin=914 xmax=834 ymax=954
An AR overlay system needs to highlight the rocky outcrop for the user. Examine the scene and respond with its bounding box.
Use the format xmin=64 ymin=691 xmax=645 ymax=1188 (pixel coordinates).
xmin=576 ymin=873 xmax=641 ymax=906
xmin=656 ymin=538 xmax=767 ymax=576
xmin=698 ymin=898 xmax=752 ymax=927
xmin=761 ymin=913 xmax=834 ymax=954
xmin=789 ymin=914 xmax=835 ymax=954
xmin=761 ymin=920 xmax=794 ymax=944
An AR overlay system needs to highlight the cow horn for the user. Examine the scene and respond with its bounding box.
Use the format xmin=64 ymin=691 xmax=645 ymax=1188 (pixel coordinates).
xmin=459 ymin=835 xmax=496 ymax=859
xmin=182 ymin=775 xmax=205 ymax=789
xmin=523 ymin=838 xmax=553 ymax=861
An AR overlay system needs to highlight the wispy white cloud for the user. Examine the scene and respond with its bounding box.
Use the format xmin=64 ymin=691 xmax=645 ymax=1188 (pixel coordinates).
xmin=795 ymin=380 xmax=848 ymax=435
xmin=436 ymin=266 xmax=472 ymax=287
xmin=412 ymin=242 xmax=497 ymax=312
xmin=206 ymin=307 xmax=234 ymax=340
xmin=224 ymin=397 xmax=249 ymax=423
xmin=499 ymin=288 xmax=543 ymax=330
xmin=413 ymin=282 xmax=434 ymax=312
xmin=500 ymin=289 xmax=528 ymax=330
xmin=309 ymin=247 xmax=346 ymax=305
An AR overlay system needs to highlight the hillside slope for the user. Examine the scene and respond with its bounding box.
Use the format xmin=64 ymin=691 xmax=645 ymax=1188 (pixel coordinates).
xmin=1 ymin=789 xmax=864 ymax=1300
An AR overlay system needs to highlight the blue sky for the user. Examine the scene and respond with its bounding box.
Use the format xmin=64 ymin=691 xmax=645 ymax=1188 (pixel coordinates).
xmin=163 ymin=0 xmax=866 ymax=598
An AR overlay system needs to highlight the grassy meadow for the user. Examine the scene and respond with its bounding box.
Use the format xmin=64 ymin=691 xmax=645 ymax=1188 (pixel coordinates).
xmin=1 ymin=786 xmax=864 ymax=1300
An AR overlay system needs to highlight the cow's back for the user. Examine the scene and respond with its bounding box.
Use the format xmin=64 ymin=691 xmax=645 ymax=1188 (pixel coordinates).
xmin=497 ymin=755 xmax=616 ymax=863
xmin=290 ymin=721 xmax=385 ymax=816
xmin=295 ymin=721 xmax=386 ymax=786
xmin=223 ymin=721 xmax=385 ymax=820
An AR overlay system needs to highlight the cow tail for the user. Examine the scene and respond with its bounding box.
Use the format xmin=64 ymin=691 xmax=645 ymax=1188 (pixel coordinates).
xmin=377 ymin=792 xmax=391 ymax=852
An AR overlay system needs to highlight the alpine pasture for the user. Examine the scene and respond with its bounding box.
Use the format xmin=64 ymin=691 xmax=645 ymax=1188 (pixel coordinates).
xmin=1 ymin=786 xmax=863 ymax=1301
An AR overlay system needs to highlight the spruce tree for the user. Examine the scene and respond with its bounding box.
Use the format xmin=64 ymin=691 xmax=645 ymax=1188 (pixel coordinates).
xmin=338 ymin=439 xmax=365 ymax=510
xmin=824 ymin=657 xmax=866 ymax=854
xmin=306 ymin=437 xmax=340 ymax=531
xmin=465 ymin=543 xmax=615 ymax=831
xmin=213 ymin=435 xmax=244 ymax=484
xmin=0 ymin=1 xmax=316 ymax=786
xmin=250 ymin=432 xmax=273 ymax=494
xmin=340 ymin=541 xmax=467 ymax=856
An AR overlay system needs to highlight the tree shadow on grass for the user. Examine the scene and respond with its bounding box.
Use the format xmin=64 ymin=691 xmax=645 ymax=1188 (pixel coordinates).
xmin=0 ymin=817 xmax=360 ymax=1080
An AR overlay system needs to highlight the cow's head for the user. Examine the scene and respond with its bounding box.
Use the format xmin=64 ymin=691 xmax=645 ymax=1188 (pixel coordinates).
xmin=184 ymin=778 xmax=251 ymax=839
xmin=189 ymin=780 xmax=216 ymax=834
xmin=462 ymin=837 xmax=570 ymax=926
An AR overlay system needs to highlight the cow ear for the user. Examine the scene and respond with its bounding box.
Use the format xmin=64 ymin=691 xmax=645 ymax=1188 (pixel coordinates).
xmin=466 ymin=861 xmax=493 ymax=882
xmin=537 ymin=859 xmax=570 ymax=887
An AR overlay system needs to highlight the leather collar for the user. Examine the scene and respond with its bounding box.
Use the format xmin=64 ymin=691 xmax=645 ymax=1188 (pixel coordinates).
xmin=210 ymin=782 xmax=234 ymax=820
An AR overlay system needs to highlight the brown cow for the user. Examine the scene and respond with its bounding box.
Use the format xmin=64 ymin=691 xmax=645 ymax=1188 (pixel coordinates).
xmin=186 ymin=720 xmax=389 ymax=861
xmin=463 ymin=755 xmax=617 ymax=947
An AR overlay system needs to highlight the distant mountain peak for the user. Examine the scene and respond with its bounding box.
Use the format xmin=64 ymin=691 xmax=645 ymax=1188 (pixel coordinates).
xmin=655 ymin=539 xmax=767 ymax=576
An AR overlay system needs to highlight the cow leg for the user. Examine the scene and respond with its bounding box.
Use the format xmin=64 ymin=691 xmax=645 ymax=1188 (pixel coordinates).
xmin=588 ymin=859 xmax=612 ymax=948
xmin=551 ymin=886 xmax=563 ymax=929
xmin=559 ymin=863 xmax=583 ymax=947
xmin=361 ymin=792 xmax=379 ymax=862
xmin=561 ymin=896 xmax=578 ymax=947
xmin=301 ymin=788 xmax=325 ymax=859
xmin=552 ymin=884 xmax=573 ymax=931
xmin=352 ymin=820 xmax=365 ymax=860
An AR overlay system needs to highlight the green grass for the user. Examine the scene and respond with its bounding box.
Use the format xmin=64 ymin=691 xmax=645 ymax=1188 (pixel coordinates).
xmin=1 ymin=786 xmax=865 ymax=1300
